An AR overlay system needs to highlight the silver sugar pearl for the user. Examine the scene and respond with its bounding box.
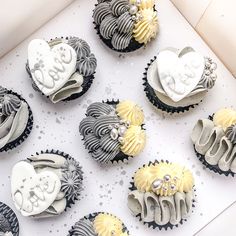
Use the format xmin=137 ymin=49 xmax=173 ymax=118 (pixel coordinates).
xmin=129 ymin=5 xmax=138 ymax=15
xmin=162 ymin=186 xmax=168 ymax=191
xmin=173 ymin=176 xmax=178 ymax=181
xmin=118 ymin=125 xmax=127 ymax=136
xmin=131 ymin=15 xmax=136 ymax=21
xmin=118 ymin=137 xmax=124 ymax=144
xmin=136 ymin=0 xmax=141 ymax=5
xmin=170 ymin=184 xmax=176 ymax=190
xmin=152 ymin=179 xmax=163 ymax=190
xmin=114 ymin=123 xmax=119 ymax=129
xmin=110 ymin=128 xmax=119 ymax=140
xmin=125 ymin=120 xmax=131 ymax=128
xmin=164 ymin=174 xmax=171 ymax=182
xmin=108 ymin=125 xmax=113 ymax=130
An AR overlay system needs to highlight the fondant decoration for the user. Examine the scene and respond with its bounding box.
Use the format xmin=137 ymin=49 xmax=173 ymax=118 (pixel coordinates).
xmin=157 ymin=48 xmax=205 ymax=102
xmin=28 ymin=39 xmax=77 ymax=96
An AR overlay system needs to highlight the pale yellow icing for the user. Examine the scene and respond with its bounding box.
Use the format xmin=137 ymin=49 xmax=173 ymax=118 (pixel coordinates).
xmin=94 ymin=213 xmax=125 ymax=236
xmin=116 ymin=100 xmax=144 ymax=126
xmin=133 ymin=8 xmax=159 ymax=44
xmin=129 ymin=0 xmax=155 ymax=9
xmin=121 ymin=125 xmax=146 ymax=156
xmin=134 ymin=162 xmax=194 ymax=196
xmin=213 ymin=108 xmax=236 ymax=131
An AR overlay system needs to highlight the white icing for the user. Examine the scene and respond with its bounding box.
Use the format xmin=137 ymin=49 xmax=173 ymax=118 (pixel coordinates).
xmin=156 ymin=48 xmax=205 ymax=102
xmin=28 ymin=39 xmax=77 ymax=96
xmin=11 ymin=161 xmax=61 ymax=216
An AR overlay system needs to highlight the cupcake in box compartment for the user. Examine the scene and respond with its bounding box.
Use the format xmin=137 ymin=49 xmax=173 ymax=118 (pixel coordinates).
xmin=26 ymin=37 xmax=97 ymax=103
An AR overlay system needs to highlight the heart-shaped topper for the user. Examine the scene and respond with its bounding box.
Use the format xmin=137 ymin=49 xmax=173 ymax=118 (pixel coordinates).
xmin=157 ymin=47 xmax=205 ymax=102
xmin=28 ymin=39 xmax=77 ymax=96
xmin=11 ymin=161 xmax=61 ymax=217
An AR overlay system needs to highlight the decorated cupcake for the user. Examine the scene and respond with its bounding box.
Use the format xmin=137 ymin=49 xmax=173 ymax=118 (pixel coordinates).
xmin=26 ymin=37 xmax=97 ymax=103
xmin=68 ymin=212 xmax=129 ymax=236
xmin=93 ymin=0 xmax=159 ymax=52
xmin=79 ymin=100 xmax=146 ymax=164
xmin=128 ymin=160 xmax=195 ymax=230
xmin=11 ymin=150 xmax=83 ymax=218
xmin=0 ymin=202 xmax=19 ymax=236
xmin=191 ymin=108 xmax=236 ymax=176
xmin=143 ymin=47 xmax=217 ymax=113
xmin=0 ymin=86 xmax=33 ymax=152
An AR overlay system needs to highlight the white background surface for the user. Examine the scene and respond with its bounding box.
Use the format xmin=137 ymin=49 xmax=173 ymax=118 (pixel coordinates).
xmin=0 ymin=0 xmax=236 ymax=235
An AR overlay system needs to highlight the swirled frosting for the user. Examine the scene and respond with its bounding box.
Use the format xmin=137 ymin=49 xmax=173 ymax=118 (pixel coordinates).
xmin=111 ymin=31 xmax=132 ymax=50
xmin=133 ymin=8 xmax=158 ymax=44
xmin=79 ymin=101 xmax=146 ymax=163
xmin=116 ymin=100 xmax=144 ymax=126
xmin=100 ymin=14 xmax=118 ymax=39
xmin=0 ymin=94 xmax=21 ymax=116
xmin=191 ymin=117 xmax=236 ymax=173
xmin=213 ymin=108 xmax=236 ymax=131
xmin=93 ymin=2 xmax=111 ymax=25
xmin=110 ymin=0 xmax=129 ymax=16
xmin=117 ymin=12 xmax=134 ymax=33
xmin=11 ymin=152 xmax=83 ymax=218
xmin=134 ymin=162 xmax=194 ymax=196
xmin=76 ymin=53 xmax=97 ymax=77
xmin=68 ymin=218 xmax=96 ymax=236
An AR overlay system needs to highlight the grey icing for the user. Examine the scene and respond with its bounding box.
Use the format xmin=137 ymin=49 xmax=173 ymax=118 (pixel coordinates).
xmin=191 ymin=119 xmax=236 ymax=173
xmin=68 ymin=37 xmax=91 ymax=60
xmin=79 ymin=102 xmax=123 ymax=164
xmin=111 ymin=31 xmax=132 ymax=51
xmin=49 ymin=72 xmax=84 ymax=103
xmin=117 ymin=11 xmax=134 ymax=33
xmin=110 ymin=0 xmax=129 ymax=17
xmin=93 ymin=2 xmax=111 ymax=25
xmin=0 ymin=94 xmax=21 ymax=116
xmin=128 ymin=190 xmax=194 ymax=226
xmin=226 ymin=124 xmax=236 ymax=144
xmin=0 ymin=101 xmax=29 ymax=150
xmin=68 ymin=218 xmax=96 ymax=236
xmin=22 ymin=153 xmax=83 ymax=218
xmin=0 ymin=87 xmax=7 ymax=97
xmin=100 ymin=14 xmax=118 ymax=39
xmin=76 ymin=53 xmax=97 ymax=77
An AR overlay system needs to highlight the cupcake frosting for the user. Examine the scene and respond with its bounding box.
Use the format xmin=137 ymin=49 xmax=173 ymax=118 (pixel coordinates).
xmin=27 ymin=37 xmax=97 ymax=103
xmin=128 ymin=161 xmax=194 ymax=227
xmin=93 ymin=0 xmax=158 ymax=50
xmin=0 ymin=87 xmax=30 ymax=151
xmin=191 ymin=108 xmax=236 ymax=173
xmin=79 ymin=100 xmax=146 ymax=164
xmin=11 ymin=151 xmax=83 ymax=218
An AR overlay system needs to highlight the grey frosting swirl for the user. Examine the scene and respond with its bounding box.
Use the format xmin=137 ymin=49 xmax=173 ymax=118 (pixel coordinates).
xmin=0 ymin=94 xmax=22 ymax=116
xmin=79 ymin=102 xmax=122 ymax=164
xmin=0 ymin=87 xmax=7 ymax=97
xmin=100 ymin=14 xmax=118 ymax=39
xmin=69 ymin=218 xmax=96 ymax=236
xmin=111 ymin=31 xmax=132 ymax=50
xmin=93 ymin=2 xmax=111 ymax=25
xmin=68 ymin=37 xmax=91 ymax=60
xmin=226 ymin=124 xmax=236 ymax=144
xmin=117 ymin=11 xmax=134 ymax=33
xmin=76 ymin=53 xmax=97 ymax=77
xmin=110 ymin=0 xmax=129 ymax=16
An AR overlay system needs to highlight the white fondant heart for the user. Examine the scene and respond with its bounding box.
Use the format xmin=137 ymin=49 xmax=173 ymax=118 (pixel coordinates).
xmin=157 ymin=48 xmax=205 ymax=102
xmin=11 ymin=161 xmax=61 ymax=217
xmin=28 ymin=39 xmax=77 ymax=96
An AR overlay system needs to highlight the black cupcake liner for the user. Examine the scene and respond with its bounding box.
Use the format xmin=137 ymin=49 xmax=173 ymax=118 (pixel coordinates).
xmin=129 ymin=160 xmax=196 ymax=230
xmin=0 ymin=202 xmax=19 ymax=236
xmin=25 ymin=36 xmax=96 ymax=103
xmin=68 ymin=212 xmax=129 ymax=236
xmin=0 ymin=90 xmax=34 ymax=152
xmin=143 ymin=56 xmax=200 ymax=114
xmin=29 ymin=149 xmax=84 ymax=210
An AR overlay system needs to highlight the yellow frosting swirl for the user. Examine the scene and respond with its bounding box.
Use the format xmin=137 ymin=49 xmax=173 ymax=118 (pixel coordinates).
xmin=94 ymin=213 xmax=125 ymax=236
xmin=121 ymin=125 xmax=146 ymax=156
xmin=134 ymin=162 xmax=194 ymax=196
xmin=116 ymin=100 xmax=144 ymax=126
xmin=213 ymin=108 xmax=236 ymax=131
xmin=133 ymin=8 xmax=159 ymax=44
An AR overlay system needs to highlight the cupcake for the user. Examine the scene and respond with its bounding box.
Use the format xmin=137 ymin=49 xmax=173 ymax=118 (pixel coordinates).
xmin=68 ymin=212 xmax=129 ymax=236
xmin=128 ymin=160 xmax=195 ymax=230
xmin=191 ymin=108 xmax=236 ymax=176
xmin=143 ymin=47 xmax=217 ymax=113
xmin=79 ymin=100 xmax=146 ymax=164
xmin=0 ymin=202 xmax=19 ymax=236
xmin=26 ymin=37 xmax=97 ymax=103
xmin=0 ymin=86 xmax=33 ymax=152
xmin=93 ymin=0 xmax=159 ymax=52
xmin=11 ymin=150 xmax=83 ymax=218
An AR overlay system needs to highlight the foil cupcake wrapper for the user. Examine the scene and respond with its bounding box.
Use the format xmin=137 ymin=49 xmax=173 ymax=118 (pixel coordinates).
xmin=30 ymin=149 xmax=84 ymax=210
xmin=0 ymin=201 xmax=20 ymax=236
xmin=68 ymin=212 xmax=129 ymax=236
xmin=129 ymin=160 xmax=196 ymax=230
xmin=143 ymin=56 xmax=200 ymax=114
xmin=0 ymin=90 xmax=34 ymax=152
xmin=26 ymin=36 xmax=96 ymax=102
